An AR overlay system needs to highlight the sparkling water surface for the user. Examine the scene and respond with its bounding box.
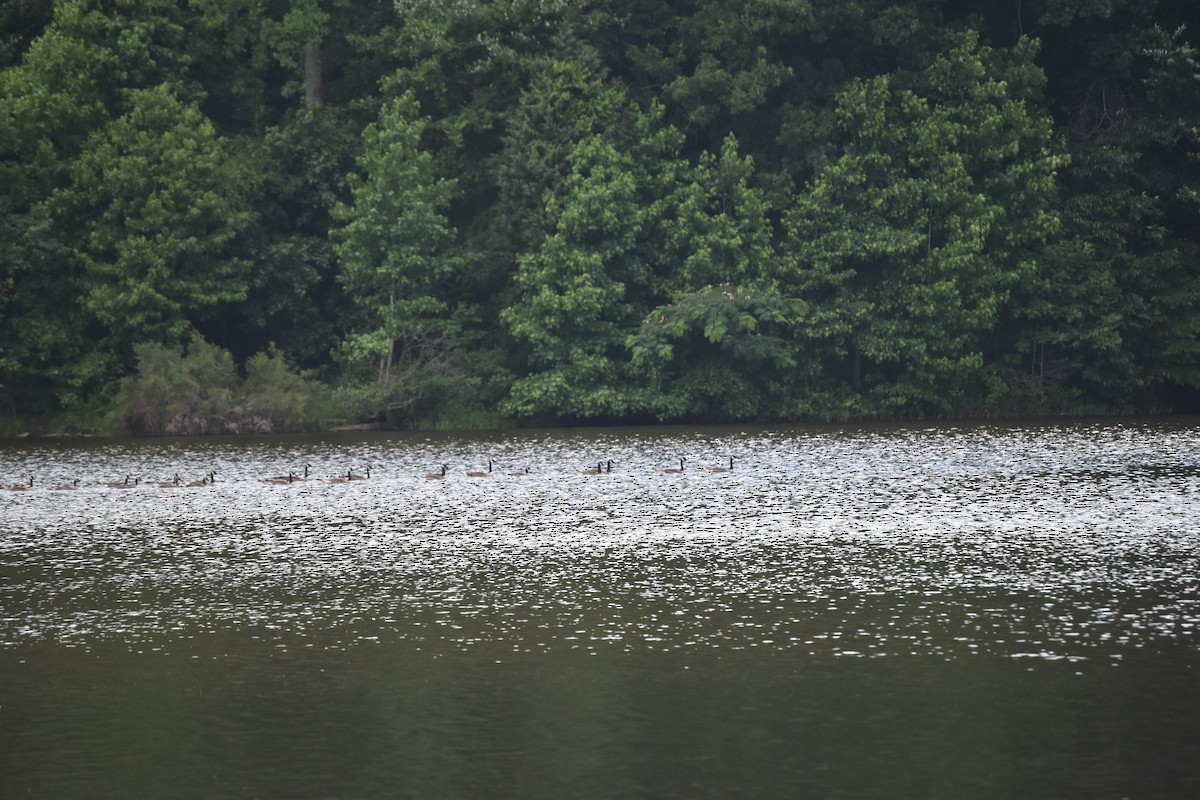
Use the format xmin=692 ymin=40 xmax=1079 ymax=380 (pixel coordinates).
xmin=2 ymin=420 xmax=1198 ymax=798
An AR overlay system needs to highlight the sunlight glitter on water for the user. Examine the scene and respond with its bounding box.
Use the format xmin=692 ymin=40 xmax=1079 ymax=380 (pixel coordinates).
xmin=2 ymin=421 xmax=1199 ymax=662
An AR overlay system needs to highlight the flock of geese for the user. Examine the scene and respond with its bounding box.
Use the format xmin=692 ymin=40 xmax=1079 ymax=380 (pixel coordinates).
xmin=423 ymin=456 xmax=733 ymax=480
xmin=2 ymin=472 xmax=220 ymax=491
xmin=3 ymin=457 xmax=735 ymax=491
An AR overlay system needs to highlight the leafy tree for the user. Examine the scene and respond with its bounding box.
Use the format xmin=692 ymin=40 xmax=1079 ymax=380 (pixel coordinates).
xmin=181 ymin=0 xmax=284 ymax=133
xmin=656 ymin=133 xmax=779 ymax=293
xmin=333 ymin=91 xmax=463 ymax=422
xmin=213 ymin=105 xmax=360 ymax=370
xmin=493 ymin=59 xmax=640 ymax=255
xmin=1134 ymin=22 xmax=1200 ymax=396
xmin=500 ymin=134 xmax=644 ymax=418
xmin=185 ymin=0 xmax=393 ymax=124
xmin=0 ymin=0 xmax=212 ymax=413
xmin=660 ymin=0 xmax=798 ymax=136
xmin=489 ymin=60 xmax=689 ymax=418
xmin=42 ymin=84 xmax=255 ymax=344
xmin=627 ymin=131 xmax=799 ymax=419
xmin=3 ymin=0 xmax=1200 ymax=426
xmin=260 ymin=0 xmax=332 ymax=106
xmin=631 ymin=284 xmax=802 ymax=420
xmin=1022 ymin=7 xmax=1200 ymax=411
xmin=352 ymin=4 xmax=615 ymax=412
xmin=785 ymin=30 xmax=1064 ymax=416
xmin=0 ymin=194 xmax=94 ymax=413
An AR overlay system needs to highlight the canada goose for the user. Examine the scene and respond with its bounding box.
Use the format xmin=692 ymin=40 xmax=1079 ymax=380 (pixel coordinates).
xmin=53 ymin=478 xmax=80 ymax=490
xmin=467 ymin=460 xmax=493 ymax=477
xmin=7 ymin=475 xmax=32 ymax=490
xmin=708 ymin=457 xmax=734 ymax=473
xmin=185 ymin=475 xmax=209 ymax=487
xmin=424 ymin=465 xmax=448 ymax=480
xmin=507 ymin=466 xmax=531 ymax=476
xmin=264 ymin=472 xmax=297 ymax=485
xmin=662 ymin=459 xmax=684 ymax=474
xmin=326 ymin=469 xmax=351 ymax=484
xmin=106 ymin=475 xmax=137 ymax=488
xmin=155 ymin=473 xmax=181 ymax=488
xmin=348 ymin=466 xmax=370 ymax=481
xmin=270 ymin=464 xmax=310 ymax=481
xmin=582 ymin=461 xmax=614 ymax=475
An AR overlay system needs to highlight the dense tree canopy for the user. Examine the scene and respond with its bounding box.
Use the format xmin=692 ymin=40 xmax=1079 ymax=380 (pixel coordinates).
xmin=1 ymin=0 xmax=1198 ymax=430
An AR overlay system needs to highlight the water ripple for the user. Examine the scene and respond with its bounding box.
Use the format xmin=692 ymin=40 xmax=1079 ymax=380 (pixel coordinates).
xmin=2 ymin=421 xmax=1198 ymax=663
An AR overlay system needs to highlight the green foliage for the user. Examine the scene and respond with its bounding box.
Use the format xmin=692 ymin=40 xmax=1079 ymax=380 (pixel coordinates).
xmin=115 ymin=335 xmax=328 ymax=435
xmin=332 ymin=90 xmax=468 ymax=423
xmin=0 ymin=0 xmax=206 ymax=412
xmin=336 ymin=92 xmax=457 ymax=305
xmin=501 ymin=133 xmax=644 ymax=418
xmin=0 ymin=415 xmax=26 ymax=439
xmin=631 ymin=284 xmax=803 ymax=420
xmin=243 ymin=345 xmax=333 ymax=431
xmin=493 ymin=59 xmax=647 ymax=255
xmin=785 ymin=30 xmax=1065 ymax=416
xmin=1014 ymin=6 xmax=1200 ymax=412
xmin=43 ymin=84 xmax=255 ymax=343
xmin=116 ymin=336 xmax=238 ymax=435
xmin=658 ymin=134 xmax=780 ymax=292
xmin=3 ymin=0 xmax=1200 ymax=427
xmin=409 ymin=403 xmax=509 ymax=431
xmin=0 ymin=0 xmax=53 ymax=69
xmin=222 ymin=105 xmax=360 ymax=369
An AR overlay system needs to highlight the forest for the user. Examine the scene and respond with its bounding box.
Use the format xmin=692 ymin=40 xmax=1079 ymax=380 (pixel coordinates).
xmin=2 ymin=0 xmax=1199 ymax=433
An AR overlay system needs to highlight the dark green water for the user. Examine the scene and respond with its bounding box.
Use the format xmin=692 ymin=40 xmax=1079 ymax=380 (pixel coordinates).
xmin=1 ymin=420 xmax=1198 ymax=798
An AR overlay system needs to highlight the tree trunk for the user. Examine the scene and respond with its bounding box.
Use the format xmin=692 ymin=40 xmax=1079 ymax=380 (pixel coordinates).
xmin=379 ymin=294 xmax=395 ymax=385
xmin=303 ymin=41 xmax=323 ymax=106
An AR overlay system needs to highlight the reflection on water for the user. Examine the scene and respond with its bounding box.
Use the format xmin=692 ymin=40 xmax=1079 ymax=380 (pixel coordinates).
xmin=3 ymin=421 xmax=1198 ymax=660
xmin=1 ymin=420 xmax=1199 ymax=798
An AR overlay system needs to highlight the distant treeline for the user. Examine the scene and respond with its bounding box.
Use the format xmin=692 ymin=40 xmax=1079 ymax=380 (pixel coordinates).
xmin=2 ymin=0 xmax=1199 ymax=433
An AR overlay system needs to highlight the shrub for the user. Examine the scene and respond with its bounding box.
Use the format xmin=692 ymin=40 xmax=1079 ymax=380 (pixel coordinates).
xmin=116 ymin=335 xmax=329 ymax=435
xmin=242 ymin=345 xmax=333 ymax=431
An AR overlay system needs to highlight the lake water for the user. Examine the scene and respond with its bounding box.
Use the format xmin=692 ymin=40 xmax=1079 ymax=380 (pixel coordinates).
xmin=1 ymin=419 xmax=1198 ymax=798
